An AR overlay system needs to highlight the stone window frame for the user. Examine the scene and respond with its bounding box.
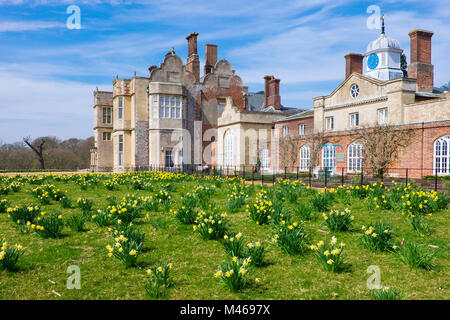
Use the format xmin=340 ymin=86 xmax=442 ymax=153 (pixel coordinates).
xmin=102 ymin=107 xmax=112 ymax=124
xmin=118 ymin=134 xmax=124 ymax=166
xmin=118 ymin=97 xmax=124 ymax=119
xmin=102 ymin=132 xmax=112 ymax=141
xmin=159 ymin=95 xmax=182 ymax=119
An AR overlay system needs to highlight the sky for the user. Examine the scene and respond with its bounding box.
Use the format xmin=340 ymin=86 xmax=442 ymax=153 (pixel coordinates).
xmin=0 ymin=0 xmax=449 ymax=143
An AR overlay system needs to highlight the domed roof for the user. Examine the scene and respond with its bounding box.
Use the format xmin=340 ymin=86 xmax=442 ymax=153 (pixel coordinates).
xmin=367 ymin=33 xmax=401 ymax=52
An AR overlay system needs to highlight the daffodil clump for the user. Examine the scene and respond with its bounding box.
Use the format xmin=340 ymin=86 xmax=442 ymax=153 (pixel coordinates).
xmin=322 ymin=208 xmax=354 ymax=232
xmin=106 ymin=233 xmax=143 ymax=268
xmin=91 ymin=209 xmax=115 ymax=227
xmin=104 ymin=178 xmax=119 ymax=191
xmin=246 ymin=191 xmax=274 ymax=225
xmin=7 ymin=205 xmax=41 ymax=225
xmin=77 ymin=198 xmax=94 ymax=214
xmin=0 ymin=239 xmax=25 ymax=271
xmin=109 ymin=224 xmax=145 ymax=249
xmin=0 ymin=199 xmax=10 ymax=213
xmin=311 ymin=190 xmax=335 ymax=212
xmin=106 ymin=197 xmax=141 ymax=224
xmin=171 ymin=204 xmax=197 ymax=224
xmin=271 ymin=221 xmax=308 ymax=255
xmin=34 ymin=212 xmax=64 ymax=238
xmin=276 ymin=179 xmax=306 ymax=203
xmin=31 ymin=184 xmax=66 ymax=204
xmin=193 ymin=185 xmax=216 ymax=209
xmin=310 ymin=236 xmax=345 ymax=272
xmin=360 ymin=222 xmax=395 ymax=252
xmin=66 ymin=213 xmax=87 ymax=232
xmin=398 ymin=241 xmax=436 ymax=270
xmin=215 ymin=256 xmax=251 ymax=292
xmin=348 ymin=184 xmax=372 ymax=199
xmin=226 ymin=189 xmax=248 ymax=213
xmin=400 ymin=190 xmax=441 ymax=215
xmin=145 ymin=190 xmax=172 ymax=211
xmin=145 ymin=263 xmax=173 ymax=298
xmin=406 ymin=213 xmax=431 ymax=236
xmin=369 ymin=286 xmax=403 ymax=300
xmin=223 ymin=233 xmax=244 ymax=257
xmin=193 ymin=211 xmax=228 ymax=240
xmin=244 ymin=241 xmax=265 ymax=267
xmin=0 ymin=185 xmax=11 ymax=195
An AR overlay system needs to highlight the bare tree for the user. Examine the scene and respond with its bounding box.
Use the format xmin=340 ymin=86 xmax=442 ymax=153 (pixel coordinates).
xmin=354 ymin=124 xmax=413 ymax=175
xmin=304 ymin=132 xmax=326 ymax=170
xmin=23 ymin=137 xmax=46 ymax=169
xmin=279 ymin=135 xmax=299 ymax=170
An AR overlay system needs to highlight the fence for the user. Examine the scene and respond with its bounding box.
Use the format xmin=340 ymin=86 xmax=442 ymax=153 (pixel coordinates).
xmin=133 ymin=165 xmax=448 ymax=192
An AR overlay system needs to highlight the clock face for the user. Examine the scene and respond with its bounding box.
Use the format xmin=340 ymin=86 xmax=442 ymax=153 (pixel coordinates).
xmin=368 ymin=53 xmax=379 ymax=70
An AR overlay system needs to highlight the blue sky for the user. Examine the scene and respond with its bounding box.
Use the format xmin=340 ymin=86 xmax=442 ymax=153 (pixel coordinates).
xmin=0 ymin=0 xmax=449 ymax=143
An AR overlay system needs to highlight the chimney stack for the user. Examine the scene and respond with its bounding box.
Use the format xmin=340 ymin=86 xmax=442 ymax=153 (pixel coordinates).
xmin=263 ymin=75 xmax=281 ymax=110
xmin=186 ymin=32 xmax=200 ymax=82
xmin=345 ymin=53 xmax=364 ymax=78
xmin=409 ymin=29 xmax=434 ymax=92
xmin=204 ymin=44 xmax=218 ymax=76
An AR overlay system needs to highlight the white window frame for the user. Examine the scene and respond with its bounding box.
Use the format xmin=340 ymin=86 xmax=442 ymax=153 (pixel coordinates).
xmin=347 ymin=142 xmax=364 ymax=172
xmin=350 ymin=112 xmax=359 ymax=128
xmin=224 ymin=130 xmax=233 ymax=168
xmin=298 ymin=124 xmax=306 ymax=135
xmin=282 ymin=126 xmax=289 ymax=137
xmin=378 ymin=108 xmax=388 ymax=124
xmin=165 ymin=149 xmax=174 ymax=168
xmin=326 ymin=117 xmax=334 ymax=130
xmin=299 ymin=145 xmax=310 ymax=171
xmin=158 ymin=95 xmax=182 ymax=119
xmin=321 ymin=144 xmax=335 ymax=170
xmin=434 ymin=135 xmax=450 ymax=175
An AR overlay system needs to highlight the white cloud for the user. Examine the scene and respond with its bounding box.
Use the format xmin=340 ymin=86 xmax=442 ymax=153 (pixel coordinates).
xmin=0 ymin=20 xmax=65 ymax=32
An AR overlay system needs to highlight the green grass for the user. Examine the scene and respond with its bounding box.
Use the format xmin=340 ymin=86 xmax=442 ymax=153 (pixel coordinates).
xmin=0 ymin=173 xmax=448 ymax=300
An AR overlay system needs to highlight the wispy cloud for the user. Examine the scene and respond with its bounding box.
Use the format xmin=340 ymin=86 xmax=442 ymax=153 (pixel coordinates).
xmin=0 ymin=20 xmax=64 ymax=31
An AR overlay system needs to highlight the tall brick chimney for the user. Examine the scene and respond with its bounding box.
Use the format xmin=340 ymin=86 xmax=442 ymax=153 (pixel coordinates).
xmin=345 ymin=53 xmax=364 ymax=78
xmin=186 ymin=32 xmax=200 ymax=82
xmin=263 ymin=75 xmax=281 ymax=110
xmin=409 ymin=29 xmax=434 ymax=92
xmin=204 ymin=44 xmax=217 ymax=76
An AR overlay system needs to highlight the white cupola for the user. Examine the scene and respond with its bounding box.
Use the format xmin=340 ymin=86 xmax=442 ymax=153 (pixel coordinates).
xmin=364 ymin=15 xmax=403 ymax=81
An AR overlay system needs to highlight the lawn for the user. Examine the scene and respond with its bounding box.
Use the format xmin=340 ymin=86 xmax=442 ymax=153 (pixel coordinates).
xmin=0 ymin=172 xmax=448 ymax=300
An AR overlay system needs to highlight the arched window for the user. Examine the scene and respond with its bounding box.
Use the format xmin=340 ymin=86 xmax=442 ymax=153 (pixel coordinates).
xmin=299 ymin=145 xmax=310 ymax=171
xmin=348 ymin=142 xmax=364 ymax=172
xmin=260 ymin=149 xmax=269 ymax=169
xmin=434 ymin=135 xmax=450 ymax=174
xmin=224 ymin=130 xmax=233 ymax=168
xmin=321 ymin=144 xmax=335 ymax=170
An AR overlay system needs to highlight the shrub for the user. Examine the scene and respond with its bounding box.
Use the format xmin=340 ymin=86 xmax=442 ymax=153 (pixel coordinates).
xmin=293 ymin=202 xmax=315 ymax=220
xmin=77 ymin=198 xmax=94 ymax=214
xmin=223 ymin=233 xmax=244 ymax=257
xmin=271 ymin=221 xmax=308 ymax=255
xmin=193 ymin=211 xmax=228 ymax=240
xmin=0 ymin=240 xmax=25 ymax=271
xmin=106 ymin=234 xmax=143 ymax=268
xmin=322 ymin=208 xmax=354 ymax=232
xmin=145 ymin=263 xmax=173 ymax=298
xmin=360 ymin=222 xmax=395 ymax=252
xmin=369 ymin=287 xmax=403 ymax=300
xmin=311 ymin=191 xmax=335 ymax=212
xmin=0 ymin=199 xmax=9 ymax=213
xmin=398 ymin=242 xmax=436 ymax=270
xmin=66 ymin=214 xmax=87 ymax=232
xmin=310 ymin=236 xmax=345 ymax=272
xmin=7 ymin=205 xmax=40 ymax=224
xmin=35 ymin=212 xmax=64 ymax=238
xmin=244 ymin=241 xmax=265 ymax=267
xmin=246 ymin=191 xmax=275 ymax=225
xmin=214 ymin=257 xmax=251 ymax=292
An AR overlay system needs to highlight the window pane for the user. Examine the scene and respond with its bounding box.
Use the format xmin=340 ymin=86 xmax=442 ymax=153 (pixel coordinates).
xmin=176 ymin=107 xmax=180 ymax=118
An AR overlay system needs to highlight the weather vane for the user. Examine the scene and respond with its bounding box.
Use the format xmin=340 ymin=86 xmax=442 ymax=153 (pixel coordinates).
xmin=381 ymin=13 xmax=386 ymax=34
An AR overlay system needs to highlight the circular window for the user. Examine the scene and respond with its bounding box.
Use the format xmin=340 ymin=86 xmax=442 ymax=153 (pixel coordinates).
xmin=350 ymin=84 xmax=359 ymax=99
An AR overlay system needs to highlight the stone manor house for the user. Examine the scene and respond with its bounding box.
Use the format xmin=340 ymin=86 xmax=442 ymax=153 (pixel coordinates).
xmin=90 ymin=26 xmax=450 ymax=178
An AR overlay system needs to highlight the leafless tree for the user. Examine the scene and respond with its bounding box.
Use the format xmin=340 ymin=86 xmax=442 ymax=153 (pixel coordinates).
xmin=23 ymin=137 xmax=46 ymax=169
xmin=354 ymin=124 xmax=413 ymax=175
xmin=279 ymin=135 xmax=299 ymax=170
xmin=304 ymin=132 xmax=326 ymax=170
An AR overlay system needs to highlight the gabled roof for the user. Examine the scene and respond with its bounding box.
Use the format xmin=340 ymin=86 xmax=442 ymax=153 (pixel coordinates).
xmin=274 ymin=109 xmax=313 ymax=122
